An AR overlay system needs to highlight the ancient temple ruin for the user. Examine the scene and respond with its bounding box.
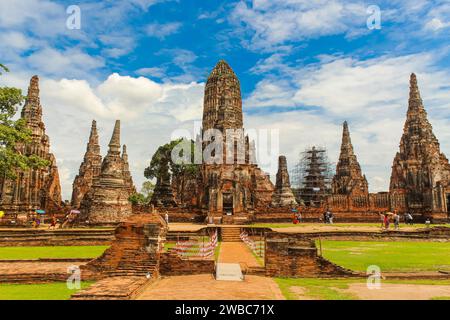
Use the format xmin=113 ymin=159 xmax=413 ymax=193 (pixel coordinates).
xmin=271 ymin=156 xmax=297 ymax=207
xmin=390 ymin=73 xmax=450 ymax=220
xmin=71 ymin=120 xmax=102 ymax=208
xmin=199 ymin=60 xmax=274 ymax=219
xmin=0 ymin=75 xmax=63 ymax=219
xmin=80 ymin=120 xmax=134 ymax=224
xmin=331 ymin=121 xmax=369 ymax=197
xmin=150 ymin=60 xmax=274 ymax=222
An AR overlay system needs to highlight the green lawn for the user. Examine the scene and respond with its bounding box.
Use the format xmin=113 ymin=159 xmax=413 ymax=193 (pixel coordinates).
xmin=250 ymin=222 xmax=450 ymax=229
xmin=275 ymin=278 xmax=450 ymax=300
xmin=0 ymin=282 xmax=94 ymax=300
xmin=320 ymin=240 xmax=450 ymax=272
xmin=0 ymin=246 xmax=109 ymax=260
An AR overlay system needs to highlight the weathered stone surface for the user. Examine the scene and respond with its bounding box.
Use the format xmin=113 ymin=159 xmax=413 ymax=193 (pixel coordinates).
xmin=82 ymin=214 xmax=167 ymax=277
xmin=390 ymin=73 xmax=450 ymax=220
xmin=80 ymin=120 xmax=134 ymax=223
xmin=332 ymin=121 xmax=369 ymax=196
xmin=121 ymin=145 xmax=136 ymax=194
xmin=199 ymin=60 xmax=274 ymax=217
xmin=271 ymin=156 xmax=297 ymax=207
xmin=71 ymin=120 xmax=102 ymax=208
xmin=0 ymin=75 xmax=63 ymax=220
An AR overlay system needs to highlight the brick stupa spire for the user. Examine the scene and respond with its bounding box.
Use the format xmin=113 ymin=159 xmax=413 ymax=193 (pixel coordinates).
xmin=271 ymin=156 xmax=297 ymax=207
xmin=331 ymin=121 xmax=369 ymax=196
xmin=71 ymin=120 xmax=102 ymax=208
xmin=80 ymin=120 xmax=133 ymax=223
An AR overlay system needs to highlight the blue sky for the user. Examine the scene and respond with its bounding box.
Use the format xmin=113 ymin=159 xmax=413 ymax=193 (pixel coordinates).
xmin=0 ymin=0 xmax=449 ymax=199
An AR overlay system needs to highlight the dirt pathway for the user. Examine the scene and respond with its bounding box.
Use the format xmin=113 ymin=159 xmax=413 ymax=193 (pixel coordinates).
xmin=218 ymin=242 xmax=260 ymax=268
xmin=136 ymin=274 xmax=284 ymax=300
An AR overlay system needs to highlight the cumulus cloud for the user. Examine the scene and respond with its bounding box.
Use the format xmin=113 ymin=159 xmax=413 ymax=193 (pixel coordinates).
xmin=145 ymin=22 xmax=182 ymax=39
xmin=229 ymin=0 xmax=367 ymax=51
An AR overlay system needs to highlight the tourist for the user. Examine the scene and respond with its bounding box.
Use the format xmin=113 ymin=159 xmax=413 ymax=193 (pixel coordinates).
xmin=165 ymin=212 xmax=169 ymax=225
xmin=297 ymin=212 xmax=303 ymax=223
xmin=48 ymin=215 xmax=57 ymax=230
xmin=380 ymin=213 xmax=385 ymax=228
xmin=393 ymin=212 xmax=400 ymax=230
xmin=406 ymin=212 xmax=413 ymax=225
xmin=328 ymin=211 xmax=334 ymax=224
xmin=383 ymin=213 xmax=390 ymax=230
xmin=323 ymin=211 xmax=328 ymax=223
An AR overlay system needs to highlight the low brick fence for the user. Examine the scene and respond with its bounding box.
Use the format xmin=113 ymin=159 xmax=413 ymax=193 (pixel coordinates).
xmin=160 ymin=249 xmax=215 ymax=276
xmin=264 ymin=234 xmax=358 ymax=278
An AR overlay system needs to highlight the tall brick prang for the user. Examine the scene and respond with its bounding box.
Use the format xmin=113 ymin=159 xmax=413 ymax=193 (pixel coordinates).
xmin=0 ymin=75 xmax=63 ymax=219
xmin=331 ymin=121 xmax=369 ymax=196
xmin=390 ymin=73 xmax=450 ymax=220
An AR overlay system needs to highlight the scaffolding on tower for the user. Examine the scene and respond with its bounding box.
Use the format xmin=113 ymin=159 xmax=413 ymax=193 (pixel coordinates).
xmin=290 ymin=146 xmax=334 ymax=207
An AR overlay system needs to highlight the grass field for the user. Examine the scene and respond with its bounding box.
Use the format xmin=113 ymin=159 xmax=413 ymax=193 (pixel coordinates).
xmin=320 ymin=240 xmax=450 ymax=272
xmin=0 ymin=282 xmax=94 ymax=300
xmin=275 ymin=278 xmax=450 ymax=300
xmin=250 ymin=222 xmax=450 ymax=229
xmin=0 ymin=246 xmax=109 ymax=260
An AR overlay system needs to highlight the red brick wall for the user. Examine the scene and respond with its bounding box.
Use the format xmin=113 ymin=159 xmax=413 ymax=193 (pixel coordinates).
xmin=160 ymin=249 xmax=215 ymax=276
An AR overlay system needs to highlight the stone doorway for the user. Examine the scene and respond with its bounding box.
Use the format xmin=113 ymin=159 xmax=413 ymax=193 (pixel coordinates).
xmin=223 ymin=192 xmax=233 ymax=215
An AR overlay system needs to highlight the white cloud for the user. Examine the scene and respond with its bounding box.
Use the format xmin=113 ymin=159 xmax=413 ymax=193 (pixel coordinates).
xmin=145 ymin=22 xmax=182 ymax=39
xmin=229 ymin=0 xmax=367 ymax=51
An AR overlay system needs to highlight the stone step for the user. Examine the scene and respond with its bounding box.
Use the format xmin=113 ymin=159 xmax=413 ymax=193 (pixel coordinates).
xmin=215 ymin=263 xmax=244 ymax=281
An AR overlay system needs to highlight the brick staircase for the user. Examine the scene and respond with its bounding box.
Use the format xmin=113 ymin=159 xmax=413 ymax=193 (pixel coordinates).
xmin=221 ymin=227 xmax=242 ymax=242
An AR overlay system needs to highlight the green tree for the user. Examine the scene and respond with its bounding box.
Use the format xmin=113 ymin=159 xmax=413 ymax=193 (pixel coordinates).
xmin=144 ymin=138 xmax=199 ymax=182
xmin=0 ymin=65 xmax=49 ymax=180
xmin=141 ymin=180 xmax=155 ymax=201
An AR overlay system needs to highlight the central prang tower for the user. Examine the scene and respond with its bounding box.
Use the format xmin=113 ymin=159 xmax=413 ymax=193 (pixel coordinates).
xmin=202 ymin=60 xmax=243 ymax=131
xmin=198 ymin=60 xmax=274 ymax=221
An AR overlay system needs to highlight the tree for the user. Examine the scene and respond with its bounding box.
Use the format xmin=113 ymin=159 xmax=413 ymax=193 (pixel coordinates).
xmin=141 ymin=180 xmax=155 ymax=201
xmin=0 ymin=65 xmax=49 ymax=180
xmin=144 ymin=138 xmax=199 ymax=182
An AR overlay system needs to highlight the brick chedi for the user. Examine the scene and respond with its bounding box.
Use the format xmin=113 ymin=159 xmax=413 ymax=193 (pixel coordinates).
xmin=0 ymin=75 xmax=63 ymax=219
xmin=121 ymin=145 xmax=136 ymax=194
xmin=71 ymin=120 xmax=102 ymax=208
xmin=390 ymin=73 xmax=450 ymax=220
xmin=271 ymin=156 xmax=297 ymax=207
xmin=80 ymin=120 xmax=133 ymax=224
xmin=331 ymin=121 xmax=369 ymax=196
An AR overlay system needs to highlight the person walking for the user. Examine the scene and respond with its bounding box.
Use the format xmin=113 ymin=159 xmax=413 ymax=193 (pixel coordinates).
xmin=164 ymin=212 xmax=169 ymax=225
xmin=383 ymin=213 xmax=390 ymax=230
xmin=393 ymin=212 xmax=400 ymax=230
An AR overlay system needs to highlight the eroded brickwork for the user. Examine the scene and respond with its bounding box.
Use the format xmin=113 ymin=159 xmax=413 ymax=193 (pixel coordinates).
xmin=390 ymin=74 xmax=450 ymax=220
xmin=0 ymin=76 xmax=63 ymax=220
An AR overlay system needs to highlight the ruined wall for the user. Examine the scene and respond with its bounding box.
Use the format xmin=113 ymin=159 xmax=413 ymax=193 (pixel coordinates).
xmin=160 ymin=249 xmax=215 ymax=276
xmin=264 ymin=233 xmax=356 ymax=278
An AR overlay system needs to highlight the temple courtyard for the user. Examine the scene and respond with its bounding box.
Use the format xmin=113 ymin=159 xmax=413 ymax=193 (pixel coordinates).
xmin=0 ymin=222 xmax=449 ymax=300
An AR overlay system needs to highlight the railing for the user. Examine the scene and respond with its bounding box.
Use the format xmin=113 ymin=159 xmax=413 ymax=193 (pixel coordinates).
xmin=173 ymin=229 xmax=219 ymax=259
xmin=240 ymin=230 xmax=265 ymax=259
